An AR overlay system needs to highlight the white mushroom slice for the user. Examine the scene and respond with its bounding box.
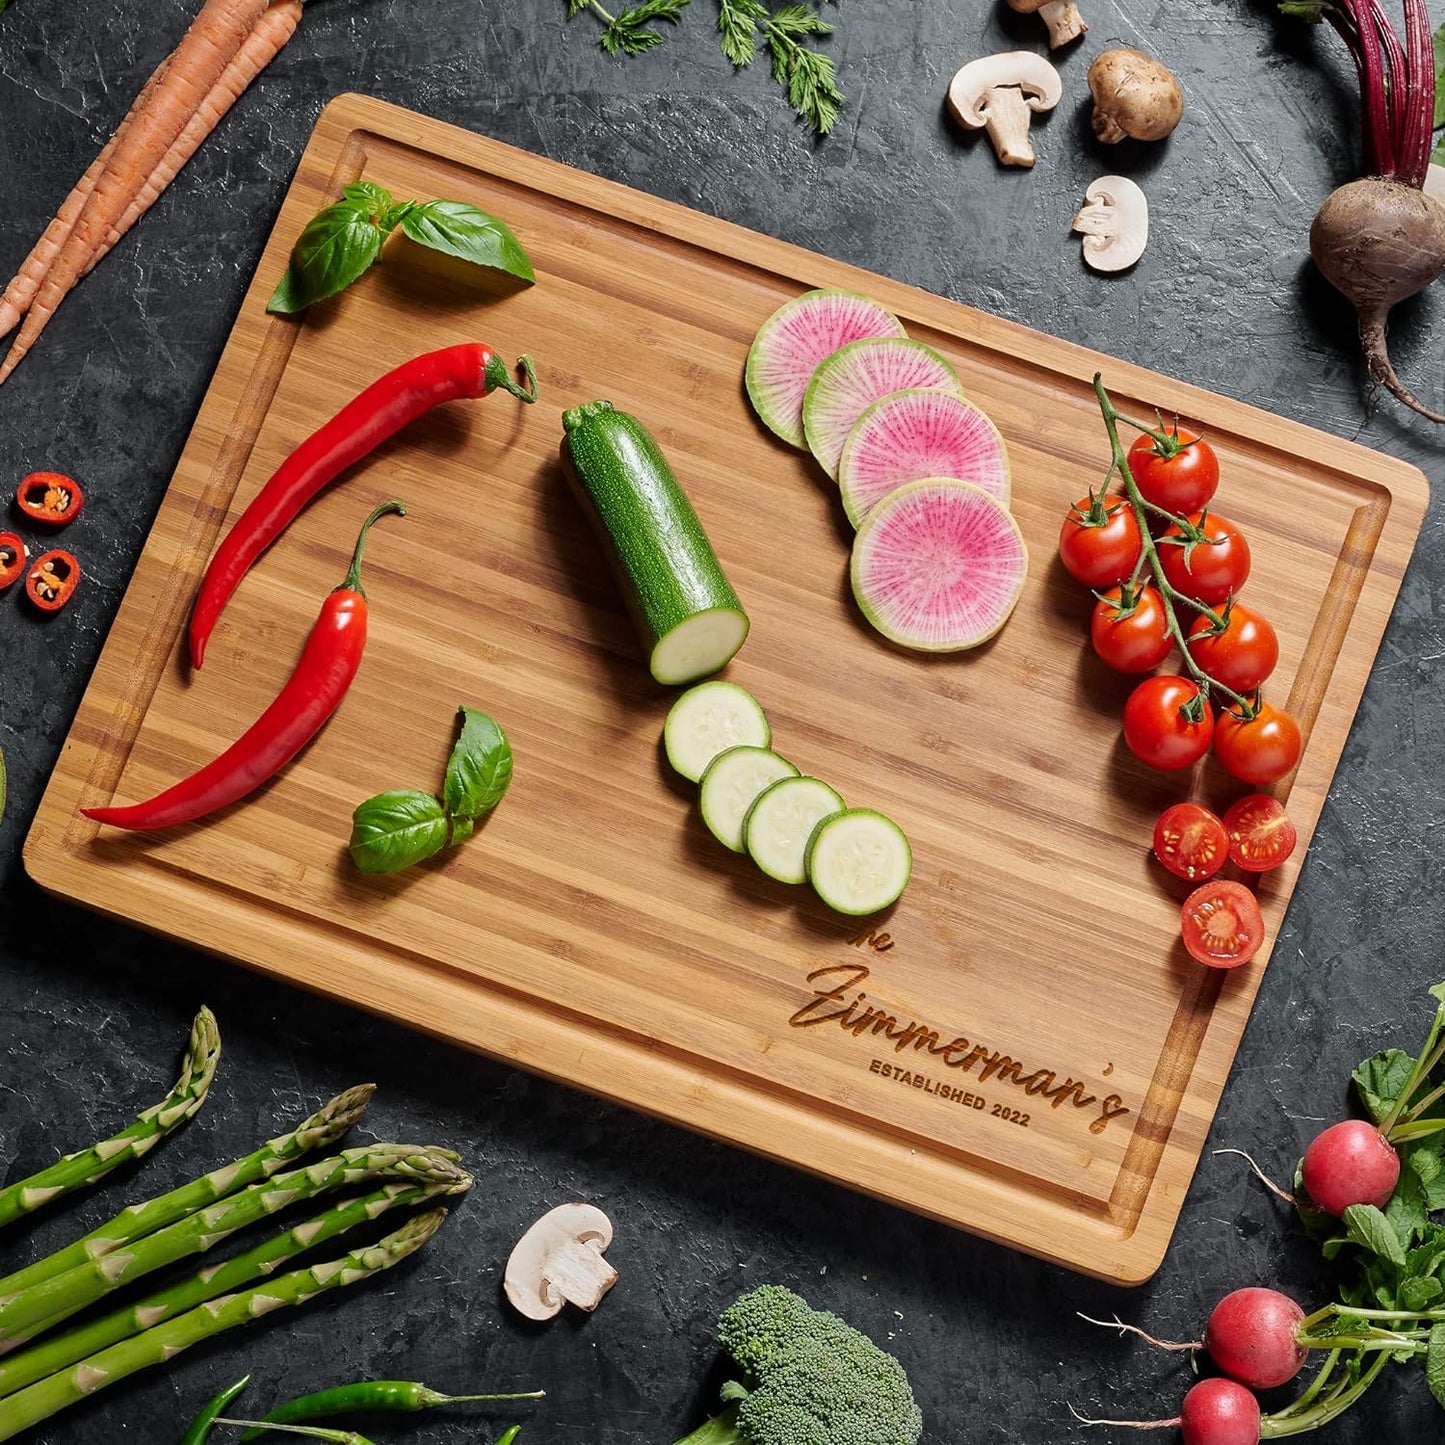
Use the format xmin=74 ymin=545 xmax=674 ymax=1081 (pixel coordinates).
xmin=947 ymin=52 xmax=1063 ymax=169
xmin=1072 ymin=175 xmax=1149 ymax=272
xmin=503 ymin=1202 xmax=617 ymax=1321
xmin=1005 ymin=0 xmax=1087 ymax=50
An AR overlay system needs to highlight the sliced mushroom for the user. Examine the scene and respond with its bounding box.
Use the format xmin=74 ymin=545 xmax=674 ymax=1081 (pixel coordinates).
xmin=503 ymin=1203 xmax=617 ymax=1321
xmin=1005 ymin=0 xmax=1087 ymax=50
xmin=948 ymin=52 xmax=1064 ymax=169
xmin=1072 ymin=176 xmax=1149 ymax=272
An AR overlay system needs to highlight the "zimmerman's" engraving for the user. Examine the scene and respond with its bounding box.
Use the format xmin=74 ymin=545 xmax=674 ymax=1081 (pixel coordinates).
xmin=790 ymin=963 xmax=1131 ymax=1136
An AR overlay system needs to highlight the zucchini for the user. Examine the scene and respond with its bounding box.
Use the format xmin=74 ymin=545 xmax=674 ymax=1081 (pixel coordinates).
xmin=805 ymin=808 xmax=912 ymax=916
xmin=699 ymin=746 xmax=798 ymax=853
xmin=664 ymin=680 xmax=771 ymax=783
xmin=744 ymin=775 xmax=844 ymax=885
xmin=560 ymin=401 xmax=749 ymax=686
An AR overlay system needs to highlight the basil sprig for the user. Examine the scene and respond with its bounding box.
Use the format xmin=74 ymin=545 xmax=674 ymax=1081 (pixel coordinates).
xmin=268 ymin=182 xmax=535 ymax=315
xmin=349 ymin=706 xmax=514 ymax=874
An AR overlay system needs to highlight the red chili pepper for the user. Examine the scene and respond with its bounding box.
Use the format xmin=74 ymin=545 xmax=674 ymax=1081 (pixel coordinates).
xmin=188 ymin=343 xmax=536 ymax=670
xmin=16 ymin=471 xmax=84 ymax=525
xmin=25 ymin=549 xmax=80 ymax=612
xmin=84 ymin=501 xmax=404 ymax=831
xmin=0 ymin=532 xmax=26 ymax=589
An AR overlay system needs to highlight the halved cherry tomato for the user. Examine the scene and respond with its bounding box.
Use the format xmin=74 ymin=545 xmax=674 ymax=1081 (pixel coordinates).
xmin=1153 ymin=802 xmax=1228 ymax=881
xmin=0 ymin=532 xmax=26 ymax=589
xmin=25 ymin=549 xmax=80 ymax=613
xmin=1058 ymin=494 xmax=1143 ymax=588
xmin=16 ymin=471 xmax=83 ymax=526
xmin=1091 ymin=584 xmax=1172 ymax=673
xmin=1181 ymin=880 xmax=1264 ymax=968
xmin=1127 ymin=428 xmax=1219 ymax=514
xmin=1158 ymin=512 xmax=1251 ymax=605
xmin=1123 ymin=675 xmax=1214 ymax=770
xmin=1223 ymin=794 xmax=1297 ymax=872
xmin=1186 ymin=603 xmax=1279 ymax=693
xmin=1215 ymin=703 xmax=1302 ymax=785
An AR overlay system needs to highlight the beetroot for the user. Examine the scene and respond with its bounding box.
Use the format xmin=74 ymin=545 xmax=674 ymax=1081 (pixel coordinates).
xmin=1299 ymin=1117 xmax=1401 ymax=1216
xmin=1203 ymin=1288 xmax=1308 ymax=1390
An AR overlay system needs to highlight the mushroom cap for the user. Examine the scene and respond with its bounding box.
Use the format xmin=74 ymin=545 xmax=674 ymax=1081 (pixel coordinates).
xmin=1004 ymin=0 xmax=1049 ymax=12
xmin=503 ymin=1202 xmax=614 ymax=1321
xmin=947 ymin=51 xmax=1064 ymax=128
xmin=1086 ymin=47 xmax=1183 ymax=142
xmin=1072 ymin=175 xmax=1149 ymax=272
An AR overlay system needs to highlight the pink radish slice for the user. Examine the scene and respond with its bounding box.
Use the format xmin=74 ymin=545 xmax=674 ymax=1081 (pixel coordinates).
xmin=850 ymin=479 xmax=1028 ymax=651
xmin=803 ymin=338 xmax=963 ymax=480
xmin=745 ymin=290 xmax=905 ymax=450
xmin=838 ymin=388 xmax=1011 ymax=527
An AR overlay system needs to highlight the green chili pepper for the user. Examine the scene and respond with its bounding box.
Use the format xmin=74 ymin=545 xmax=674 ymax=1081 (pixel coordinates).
xmin=215 ymin=1422 xmax=376 ymax=1444
xmin=180 ymin=1376 xmax=249 ymax=1444
xmin=236 ymin=1381 xmax=545 ymax=1438
xmin=497 ymin=1428 xmax=523 ymax=1445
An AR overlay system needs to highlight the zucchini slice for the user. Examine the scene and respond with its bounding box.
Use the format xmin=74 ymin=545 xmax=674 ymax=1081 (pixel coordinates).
xmin=744 ymin=775 xmax=845 ymax=885
xmin=664 ymin=681 xmax=771 ymax=783
xmin=699 ymin=746 xmax=798 ymax=853
xmin=806 ymin=808 xmax=912 ymax=915
xmin=561 ymin=401 xmax=749 ymax=686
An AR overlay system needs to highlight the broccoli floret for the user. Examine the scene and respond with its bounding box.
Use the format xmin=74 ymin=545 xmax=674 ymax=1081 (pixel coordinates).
xmin=672 ymin=1284 xmax=923 ymax=1445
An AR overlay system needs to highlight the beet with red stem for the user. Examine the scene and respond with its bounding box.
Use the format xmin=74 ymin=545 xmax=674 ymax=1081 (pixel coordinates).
xmin=1283 ymin=0 xmax=1445 ymax=422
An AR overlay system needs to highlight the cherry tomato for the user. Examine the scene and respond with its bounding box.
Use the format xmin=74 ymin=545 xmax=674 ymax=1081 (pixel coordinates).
xmin=1153 ymin=802 xmax=1228 ymax=881
xmin=1186 ymin=604 xmax=1279 ymax=693
xmin=1222 ymin=794 xmax=1298 ymax=872
xmin=1180 ymin=880 xmax=1265 ymax=968
xmin=1127 ymin=428 xmax=1220 ymax=513
xmin=1091 ymin=585 xmax=1172 ymax=673
xmin=1123 ymin=675 xmax=1214 ymax=771
xmin=1214 ymin=703 xmax=1302 ymax=785
xmin=1058 ymin=495 xmax=1143 ymax=588
xmin=1158 ymin=513 xmax=1251 ymax=605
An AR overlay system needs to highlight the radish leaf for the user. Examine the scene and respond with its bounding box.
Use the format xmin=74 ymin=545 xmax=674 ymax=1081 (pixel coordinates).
xmin=1428 ymin=1324 xmax=1445 ymax=1409
xmin=1354 ymin=1047 xmax=1416 ymax=1122
xmin=1343 ymin=1203 xmax=1407 ymax=1266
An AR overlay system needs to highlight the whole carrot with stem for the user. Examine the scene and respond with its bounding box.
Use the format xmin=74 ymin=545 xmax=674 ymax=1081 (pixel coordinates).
xmin=0 ymin=0 xmax=267 ymax=384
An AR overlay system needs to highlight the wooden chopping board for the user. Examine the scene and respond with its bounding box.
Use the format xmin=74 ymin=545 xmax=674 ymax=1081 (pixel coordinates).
xmin=25 ymin=94 xmax=1428 ymax=1282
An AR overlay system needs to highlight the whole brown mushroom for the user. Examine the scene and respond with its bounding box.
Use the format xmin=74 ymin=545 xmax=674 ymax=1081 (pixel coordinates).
xmin=1087 ymin=47 xmax=1183 ymax=144
xmin=1004 ymin=0 xmax=1087 ymax=50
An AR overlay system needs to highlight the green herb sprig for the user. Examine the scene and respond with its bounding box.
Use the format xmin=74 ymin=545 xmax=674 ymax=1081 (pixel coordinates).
xmin=349 ymin=707 xmax=514 ymax=874
xmin=569 ymin=0 xmax=691 ymax=55
xmin=269 ymin=183 xmax=534 ymax=316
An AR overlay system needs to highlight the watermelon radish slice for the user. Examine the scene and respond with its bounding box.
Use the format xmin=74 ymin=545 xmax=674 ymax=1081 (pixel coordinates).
xmin=745 ymin=290 xmax=905 ymax=450
xmin=850 ymin=479 xmax=1028 ymax=652
xmin=803 ymin=338 xmax=963 ymax=481
xmin=838 ymin=389 xmax=1011 ymax=528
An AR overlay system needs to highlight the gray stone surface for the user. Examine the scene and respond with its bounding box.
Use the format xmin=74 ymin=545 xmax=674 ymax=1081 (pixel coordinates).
xmin=1 ymin=1 xmax=1442 ymax=1441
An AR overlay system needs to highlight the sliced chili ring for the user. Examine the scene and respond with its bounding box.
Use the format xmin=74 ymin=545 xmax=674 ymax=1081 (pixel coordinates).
xmin=16 ymin=471 xmax=84 ymax=526
xmin=0 ymin=532 xmax=26 ymax=589
xmin=25 ymin=549 xmax=80 ymax=613
xmin=1222 ymin=793 xmax=1298 ymax=873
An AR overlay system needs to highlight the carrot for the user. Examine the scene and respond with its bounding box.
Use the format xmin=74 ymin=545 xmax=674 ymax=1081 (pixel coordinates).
xmin=85 ymin=1 xmax=306 ymax=280
xmin=0 ymin=0 xmax=266 ymax=385
xmin=0 ymin=64 xmax=170 ymax=341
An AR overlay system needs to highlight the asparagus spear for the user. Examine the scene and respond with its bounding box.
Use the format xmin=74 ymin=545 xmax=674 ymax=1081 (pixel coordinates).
xmin=0 ymin=1209 xmax=449 ymax=1442
xmin=0 ymin=1007 xmax=220 ymax=1232
xmin=0 ymin=1177 xmax=452 ymax=1402
xmin=0 ymin=1082 xmax=375 ymax=1299
xmin=0 ymin=1144 xmax=467 ymax=1351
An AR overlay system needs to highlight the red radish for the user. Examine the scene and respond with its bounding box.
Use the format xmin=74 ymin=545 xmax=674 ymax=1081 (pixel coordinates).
xmin=1289 ymin=0 xmax=1445 ymax=422
xmin=1300 ymin=1118 xmax=1401 ymax=1215
xmin=745 ymin=289 xmax=905 ymax=449
xmin=1180 ymin=1378 xmax=1261 ymax=1445
xmin=837 ymin=387 xmax=1010 ymax=526
xmin=1203 ymin=1288 xmax=1308 ymax=1390
xmin=802 ymin=337 xmax=963 ymax=479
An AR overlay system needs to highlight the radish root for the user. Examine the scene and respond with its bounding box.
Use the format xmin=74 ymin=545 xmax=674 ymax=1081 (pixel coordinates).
xmin=1212 ymin=1146 xmax=1298 ymax=1205
xmin=1076 ymin=1313 xmax=1201 ymax=1352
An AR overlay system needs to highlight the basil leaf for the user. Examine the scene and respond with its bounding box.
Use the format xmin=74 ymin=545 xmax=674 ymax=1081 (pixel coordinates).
xmin=348 ymin=789 xmax=448 ymax=874
xmin=340 ymin=180 xmax=395 ymax=217
xmin=1343 ymin=1203 xmax=1408 ymax=1267
xmin=443 ymin=707 xmax=514 ymax=822
xmin=267 ymin=198 xmax=386 ymax=315
xmin=400 ymin=201 xmax=535 ymax=283
xmin=1429 ymin=1323 xmax=1445 ymax=1410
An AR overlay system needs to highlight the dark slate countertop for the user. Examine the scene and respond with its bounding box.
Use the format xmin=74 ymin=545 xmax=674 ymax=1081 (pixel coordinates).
xmin=2 ymin=2 xmax=1443 ymax=1442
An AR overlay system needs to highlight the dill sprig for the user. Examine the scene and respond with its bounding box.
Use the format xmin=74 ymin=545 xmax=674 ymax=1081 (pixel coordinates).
xmin=569 ymin=0 xmax=692 ymax=58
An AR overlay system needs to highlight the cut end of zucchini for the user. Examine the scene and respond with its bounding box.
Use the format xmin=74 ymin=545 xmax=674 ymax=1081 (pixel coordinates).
xmin=806 ymin=808 xmax=912 ymax=916
xmin=664 ymin=681 xmax=771 ymax=783
xmin=651 ymin=607 xmax=750 ymax=686
xmin=700 ymin=746 xmax=799 ymax=853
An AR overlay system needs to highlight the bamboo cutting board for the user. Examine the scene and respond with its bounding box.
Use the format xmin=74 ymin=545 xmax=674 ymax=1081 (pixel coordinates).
xmin=25 ymin=94 xmax=1429 ymax=1282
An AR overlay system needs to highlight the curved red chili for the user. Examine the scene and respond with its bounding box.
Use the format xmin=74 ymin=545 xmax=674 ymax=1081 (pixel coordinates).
xmin=188 ymin=342 xmax=536 ymax=670
xmin=0 ymin=532 xmax=26 ymax=589
xmin=84 ymin=501 xmax=404 ymax=832
xmin=25 ymin=549 xmax=80 ymax=612
xmin=16 ymin=471 xmax=84 ymax=525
